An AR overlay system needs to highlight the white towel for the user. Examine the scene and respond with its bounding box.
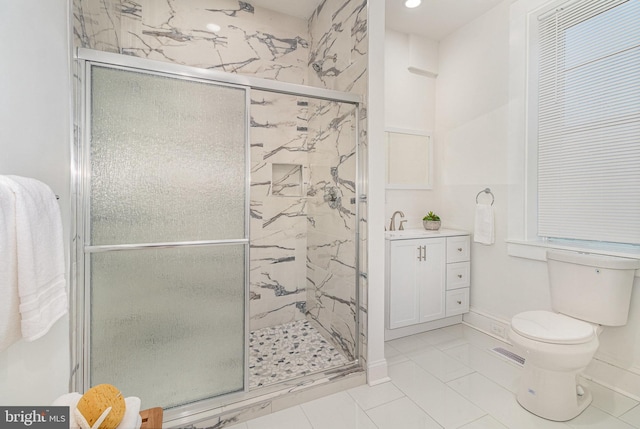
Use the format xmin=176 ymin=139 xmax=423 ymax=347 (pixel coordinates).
xmin=0 ymin=180 xmax=22 ymax=351
xmin=474 ymin=203 xmax=495 ymax=245
xmin=52 ymin=393 xmax=82 ymax=429
xmin=0 ymin=175 xmax=67 ymax=343
xmin=119 ymin=397 xmax=143 ymax=429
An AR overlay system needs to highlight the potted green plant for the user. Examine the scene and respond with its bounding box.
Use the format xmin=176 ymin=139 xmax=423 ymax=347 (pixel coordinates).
xmin=422 ymin=211 xmax=441 ymax=230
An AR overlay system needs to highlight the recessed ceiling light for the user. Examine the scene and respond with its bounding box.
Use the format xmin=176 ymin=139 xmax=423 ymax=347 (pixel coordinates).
xmin=206 ymin=23 xmax=221 ymax=32
xmin=405 ymin=0 xmax=421 ymax=8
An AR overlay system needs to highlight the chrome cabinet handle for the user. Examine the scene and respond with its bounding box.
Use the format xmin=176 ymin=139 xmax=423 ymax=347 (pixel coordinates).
xmin=457 ymin=300 xmax=462 ymax=304
xmin=458 ymin=274 xmax=463 ymax=279
xmin=458 ymin=247 xmax=463 ymax=252
xmin=416 ymin=245 xmax=426 ymax=261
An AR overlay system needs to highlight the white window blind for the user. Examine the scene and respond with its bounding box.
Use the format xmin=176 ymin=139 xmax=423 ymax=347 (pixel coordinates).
xmin=537 ymin=0 xmax=640 ymax=245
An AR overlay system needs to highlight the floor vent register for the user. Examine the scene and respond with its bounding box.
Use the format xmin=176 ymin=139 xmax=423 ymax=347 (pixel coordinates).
xmin=491 ymin=347 xmax=525 ymax=366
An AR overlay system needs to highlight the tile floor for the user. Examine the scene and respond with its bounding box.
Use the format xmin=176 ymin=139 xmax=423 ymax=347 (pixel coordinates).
xmin=249 ymin=320 xmax=349 ymax=388
xmin=228 ymin=324 xmax=640 ymax=428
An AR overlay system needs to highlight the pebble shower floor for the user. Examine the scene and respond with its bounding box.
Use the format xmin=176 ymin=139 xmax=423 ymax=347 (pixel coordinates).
xmin=248 ymin=320 xmax=349 ymax=389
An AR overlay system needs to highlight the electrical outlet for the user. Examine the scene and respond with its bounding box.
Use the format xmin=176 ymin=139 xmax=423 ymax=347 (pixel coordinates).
xmin=490 ymin=322 xmax=506 ymax=338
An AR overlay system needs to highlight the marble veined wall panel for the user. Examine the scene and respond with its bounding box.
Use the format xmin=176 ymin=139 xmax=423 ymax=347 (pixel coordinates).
xmin=306 ymin=231 xmax=357 ymax=360
xmin=73 ymin=0 xmax=122 ymax=52
xmin=308 ymin=0 xmax=367 ymax=93
xmin=307 ymin=0 xmax=367 ymax=364
xmin=249 ymin=91 xmax=309 ymax=330
xmin=305 ymin=97 xmax=358 ymax=359
xmin=75 ymin=0 xmax=310 ymax=84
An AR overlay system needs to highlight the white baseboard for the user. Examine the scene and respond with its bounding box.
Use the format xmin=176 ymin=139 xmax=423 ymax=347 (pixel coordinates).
xmin=367 ymin=359 xmax=390 ymax=386
xmin=463 ymin=308 xmax=511 ymax=343
xmin=585 ymin=358 xmax=640 ymax=401
xmin=464 ymin=308 xmax=640 ymax=401
xmin=385 ymin=315 xmax=462 ymax=341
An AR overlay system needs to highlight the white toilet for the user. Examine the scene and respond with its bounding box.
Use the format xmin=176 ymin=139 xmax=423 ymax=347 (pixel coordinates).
xmin=508 ymin=250 xmax=640 ymax=421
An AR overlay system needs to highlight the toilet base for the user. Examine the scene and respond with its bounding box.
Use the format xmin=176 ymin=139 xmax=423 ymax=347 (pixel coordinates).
xmin=516 ymin=365 xmax=592 ymax=421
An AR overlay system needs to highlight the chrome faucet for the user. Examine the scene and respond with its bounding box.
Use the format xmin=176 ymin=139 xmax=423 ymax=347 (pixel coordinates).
xmin=389 ymin=210 xmax=405 ymax=231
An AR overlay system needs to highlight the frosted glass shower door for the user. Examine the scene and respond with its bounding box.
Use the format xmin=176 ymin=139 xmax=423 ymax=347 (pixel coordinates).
xmin=85 ymin=65 xmax=248 ymax=409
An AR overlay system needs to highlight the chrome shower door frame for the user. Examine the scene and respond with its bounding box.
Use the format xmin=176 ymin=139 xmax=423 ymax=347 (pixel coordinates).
xmin=74 ymin=56 xmax=252 ymax=403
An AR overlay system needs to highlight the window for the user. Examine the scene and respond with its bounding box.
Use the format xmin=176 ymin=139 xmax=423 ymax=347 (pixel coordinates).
xmin=535 ymin=0 xmax=640 ymax=246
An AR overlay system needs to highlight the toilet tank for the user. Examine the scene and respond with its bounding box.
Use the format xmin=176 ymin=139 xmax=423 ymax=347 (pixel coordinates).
xmin=547 ymin=250 xmax=640 ymax=326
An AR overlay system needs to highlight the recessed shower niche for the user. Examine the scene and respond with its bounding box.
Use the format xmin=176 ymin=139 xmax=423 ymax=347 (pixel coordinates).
xmin=271 ymin=163 xmax=303 ymax=197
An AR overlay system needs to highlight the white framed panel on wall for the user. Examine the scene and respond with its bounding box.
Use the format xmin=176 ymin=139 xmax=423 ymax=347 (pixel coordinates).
xmin=385 ymin=128 xmax=433 ymax=190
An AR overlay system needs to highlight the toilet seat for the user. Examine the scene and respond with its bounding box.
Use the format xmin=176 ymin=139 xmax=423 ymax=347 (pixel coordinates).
xmin=511 ymin=310 xmax=595 ymax=345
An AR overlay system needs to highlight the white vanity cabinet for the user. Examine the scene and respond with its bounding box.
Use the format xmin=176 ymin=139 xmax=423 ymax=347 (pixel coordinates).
xmin=385 ymin=229 xmax=471 ymax=340
xmin=387 ymin=237 xmax=446 ymax=329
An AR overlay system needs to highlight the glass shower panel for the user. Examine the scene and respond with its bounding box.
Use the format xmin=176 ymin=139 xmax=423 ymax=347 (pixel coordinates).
xmin=86 ymin=65 xmax=247 ymax=409
xmin=90 ymin=245 xmax=245 ymax=408
xmin=249 ymin=88 xmax=359 ymax=369
xmin=305 ymin=98 xmax=359 ymax=361
xmin=89 ymin=66 xmax=246 ymax=245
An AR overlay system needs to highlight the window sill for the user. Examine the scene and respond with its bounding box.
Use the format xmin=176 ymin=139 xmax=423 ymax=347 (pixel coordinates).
xmin=507 ymin=239 xmax=640 ymax=277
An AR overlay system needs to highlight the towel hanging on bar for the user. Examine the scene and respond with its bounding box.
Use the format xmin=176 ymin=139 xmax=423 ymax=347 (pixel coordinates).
xmin=475 ymin=188 xmax=495 ymax=206
xmin=0 ymin=175 xmax=67 ymax=351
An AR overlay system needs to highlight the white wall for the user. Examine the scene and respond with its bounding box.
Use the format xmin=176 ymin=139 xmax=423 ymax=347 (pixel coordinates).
xmin=384 ymin=30 xmax=440 ymax=229
xmin=436 ymin=0 xmax=640 ymax=397
xmin=367 ymin=0 xmax=389 ymax=385
xmin=0 ymin=0 xmax=71 ymax=404
xmin=435 ymin=0 xmax=550 ymax=321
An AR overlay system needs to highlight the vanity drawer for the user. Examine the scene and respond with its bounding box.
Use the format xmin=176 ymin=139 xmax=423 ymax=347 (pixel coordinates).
xmin=446 ymin=262 xmax=470 ymax=290
xmin=446 ymin=288 xmax=470 ymax=317
xmin=447 ymin=236 xmax=470 ymax=263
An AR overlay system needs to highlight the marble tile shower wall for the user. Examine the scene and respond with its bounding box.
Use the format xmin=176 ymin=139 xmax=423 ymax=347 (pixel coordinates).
xmin=73 ymin=0 xmax=368 ymax=366
xmin=73 ymin=0 xmax=309 ymax=83
xmin=308 ymin=0 xmax=369 ymax=364
xmin=73 ymin=0 xmax=122 ymax=53
xmin=306 ymin=99 xmax=358 ymax=360
xmin=249 ymin=91 xmax=309 ymax=331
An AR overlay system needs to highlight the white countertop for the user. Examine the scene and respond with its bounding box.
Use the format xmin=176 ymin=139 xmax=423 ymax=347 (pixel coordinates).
xmin=385 ymin=228 xmax=470 ymax=240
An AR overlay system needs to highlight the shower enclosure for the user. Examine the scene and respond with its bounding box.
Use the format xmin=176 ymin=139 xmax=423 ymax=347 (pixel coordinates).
xmin=73 ymin=50 xmax=361 ymax=414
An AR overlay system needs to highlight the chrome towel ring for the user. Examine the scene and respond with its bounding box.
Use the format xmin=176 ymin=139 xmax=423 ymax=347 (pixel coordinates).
xmin=476 ymin=188 xmax=494 ymax=206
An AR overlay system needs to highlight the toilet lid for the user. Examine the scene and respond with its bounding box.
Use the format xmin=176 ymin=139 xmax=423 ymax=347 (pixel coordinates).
xmin=511 ymin=311 xmax=595 ymax=345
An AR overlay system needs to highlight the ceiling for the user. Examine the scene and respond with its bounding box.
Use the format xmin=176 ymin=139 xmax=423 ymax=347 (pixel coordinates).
xmin=386 ymin=0 xmax=504 ymax=40
xmin=249 ymin=0 xmax=504 ymax=41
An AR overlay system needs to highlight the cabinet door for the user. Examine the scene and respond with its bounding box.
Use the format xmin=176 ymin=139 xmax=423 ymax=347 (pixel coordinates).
xmin=418 ymin=238 xmax=446 ymax=323
xmin=388 ymin=239 xmax=423 ymax=329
